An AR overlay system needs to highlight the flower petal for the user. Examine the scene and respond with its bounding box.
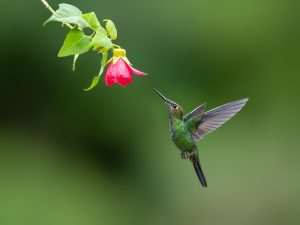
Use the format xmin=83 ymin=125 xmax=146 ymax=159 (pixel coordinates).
xmin=104 ymin=62 xmax=116 ymax=86
xmin=115 ymin=59 xmax=132 ymax=87
xmin=128 ymin=65 xmax=147 ymax=76
xmin=104 ymin=57 xmax=145 ymax=87
xmin=117 ymin=73 xmax=132 ymax=87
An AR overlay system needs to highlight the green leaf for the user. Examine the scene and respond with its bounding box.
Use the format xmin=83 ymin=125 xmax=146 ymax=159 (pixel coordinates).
xmin=100 ymin=52 xmax=108 ymax=72
xmin=72 ymin=54 xmax=79 ymax=71
xmin=88 ymin=27 xmax=113 ymax=51
xmin=84 ymin=76 xmax=100 ymax=91
xmin=84 ymin=52 xmax=108 ymax=91
xmin=44 ymin=4 xmax=90 ymax=29
xmin=82 ymin=12 xmax=100 ymax=30
xmin=105 ymin=20 xmax=117 ymax=40
xmin=58 ymin=29 xmax=91 ymax=57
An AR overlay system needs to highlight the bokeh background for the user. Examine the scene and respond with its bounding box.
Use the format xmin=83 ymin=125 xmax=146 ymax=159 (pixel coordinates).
xmin=0 ymin=0 xmax=299 ymax=224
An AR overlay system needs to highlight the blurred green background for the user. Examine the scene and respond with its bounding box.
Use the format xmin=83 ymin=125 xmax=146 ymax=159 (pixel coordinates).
xmin=0 ymin=0 xmax=299 ymax=224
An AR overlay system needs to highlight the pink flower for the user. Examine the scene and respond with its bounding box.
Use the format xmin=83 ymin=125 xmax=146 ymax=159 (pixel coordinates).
xmin=104 ymin=49 xmax=147 ymax=87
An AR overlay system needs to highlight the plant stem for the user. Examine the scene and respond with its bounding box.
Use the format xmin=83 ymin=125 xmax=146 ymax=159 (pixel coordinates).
xmin=41 ymin=0 xmax=55 ymax=13
xmin=113 ymin=44 xmax=121 ymax=49
xmin=41 ymin=0 xmax=73 ymax=29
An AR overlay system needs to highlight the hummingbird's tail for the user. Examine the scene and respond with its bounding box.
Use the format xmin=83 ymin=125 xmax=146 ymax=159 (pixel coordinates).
xmin=191 ymin=154 xmax=207 ymax=188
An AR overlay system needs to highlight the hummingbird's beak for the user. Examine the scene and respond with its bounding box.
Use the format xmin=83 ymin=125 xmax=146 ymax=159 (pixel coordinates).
xmin=153 ymin=88 xmax=168 ymax=103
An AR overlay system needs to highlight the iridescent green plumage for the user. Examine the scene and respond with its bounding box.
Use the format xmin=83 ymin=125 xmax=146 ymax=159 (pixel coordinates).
xmin=154 ymin=89 xmax=248 ymax=188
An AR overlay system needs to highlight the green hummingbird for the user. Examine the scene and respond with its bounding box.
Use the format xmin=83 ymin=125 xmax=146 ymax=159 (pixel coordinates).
xmin=154 ymin=89 xmax=248 ymax=187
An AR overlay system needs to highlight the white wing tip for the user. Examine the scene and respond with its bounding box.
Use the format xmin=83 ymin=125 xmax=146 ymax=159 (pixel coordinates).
xmin=238 ymin=98 xmax=249 ymax=108
xmin=235 ymin=98 xmax=249 ymax=104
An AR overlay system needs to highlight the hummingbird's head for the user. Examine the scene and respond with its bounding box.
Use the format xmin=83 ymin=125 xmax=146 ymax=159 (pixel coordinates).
xmin=154 ymin=89 xmax=183 ymax=119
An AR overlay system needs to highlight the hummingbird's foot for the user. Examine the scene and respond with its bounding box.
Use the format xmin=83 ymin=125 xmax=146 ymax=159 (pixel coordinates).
xmin=181 ymin=151 xmax=189 ymax=160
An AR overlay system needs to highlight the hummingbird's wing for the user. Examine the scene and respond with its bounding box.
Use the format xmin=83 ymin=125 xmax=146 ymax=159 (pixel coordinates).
xmin=187 ymin=98 xmax=248 ymax=141
xmin=182 ymin=103 xmax=207 ymax=122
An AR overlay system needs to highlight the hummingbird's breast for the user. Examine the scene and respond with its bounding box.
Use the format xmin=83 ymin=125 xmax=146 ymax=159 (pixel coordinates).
xmin=170 ymin=118 xmax=196 ymax=152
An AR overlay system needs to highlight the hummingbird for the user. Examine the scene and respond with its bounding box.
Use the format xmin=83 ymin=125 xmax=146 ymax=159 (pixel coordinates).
xmin=154 ymin=89 xmax=248 ymax=187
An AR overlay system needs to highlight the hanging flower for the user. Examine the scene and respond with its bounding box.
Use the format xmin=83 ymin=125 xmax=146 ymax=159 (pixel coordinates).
xmin=104 ymin=48 xmax=147 ymax=87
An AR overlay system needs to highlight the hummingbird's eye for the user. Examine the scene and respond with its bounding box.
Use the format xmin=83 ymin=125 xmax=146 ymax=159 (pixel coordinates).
xmin=172 ymin=104 xmax=177 ymax=109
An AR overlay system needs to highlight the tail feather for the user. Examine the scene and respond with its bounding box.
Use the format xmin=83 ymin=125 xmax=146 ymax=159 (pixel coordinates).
xmin=191 ymin=154 xmax=207 ymax=187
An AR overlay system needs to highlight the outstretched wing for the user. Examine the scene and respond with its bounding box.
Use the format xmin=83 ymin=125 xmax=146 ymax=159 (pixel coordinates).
xmin=183 ymin=103 xmax=207 ymax=122
xmin=187 ymin=98 xmax=248 ymax=141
